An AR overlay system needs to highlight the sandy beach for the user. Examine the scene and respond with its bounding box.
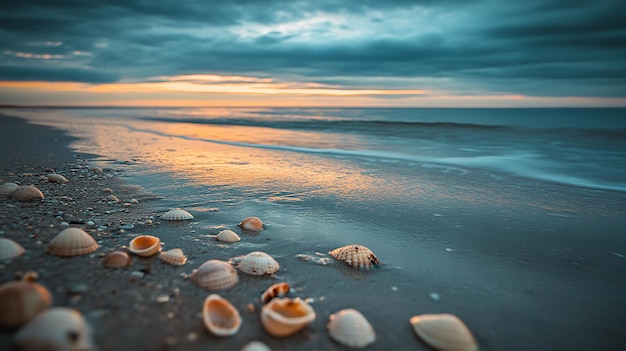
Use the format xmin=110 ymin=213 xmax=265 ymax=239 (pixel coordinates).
xmin=1 ymin=113 xmax=626 ymax=351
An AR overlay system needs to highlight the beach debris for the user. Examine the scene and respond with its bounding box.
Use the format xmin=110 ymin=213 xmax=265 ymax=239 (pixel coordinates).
xmin=327 ymin=308 xmax=376 ymax=348
xmin=160 ymin=208 xmax=194 ymax=221
xmin=260 ymin=297 xmax=316 ymax=337
xmin=261 ymin=282 xmax=291 ymax=304
xmin=0 ymin=182 xmax=19 ymax=196
xmin=190 ymin=260 xmax=239 ymax=290
xmin=202 ymin=294 xmax=241 ymax=337
xmin=0 ymin=237 xmax=25 ymax=260
xmin=210 ymin=229 xmax=241 ymax=243
xmin=47 ymin=173 xmax=69 ymax=183
xmin=329 ymin=244 xmax=380 ymax=270
xmin=0 ymin=279 xmax=52 ymax=329
xmin=409 ymin=313 xmax=478 ymax=351
xmin=10 ymin=185 xmax=44 ymax=202
xmin=237 ymin=251 xmax=280 ymax=276
xmin=129 ymin=235 xmax=161 ymax=257
xmin=13 ymin=307 xmax=95 ymax=351
xmin=295 ymin=253 xmax=332 ymax=266
xmin=47 ymin=228 xmax=99 ymax=257
xmin=160 ymin=248 xmax=187 ymax=266
xmin=239 ymin=216 xmax=264 ymax=232
xmin=102 ymin=251 xmax=132 ymax=268
xmin=242 ymin=340 xmax=272 ymax=351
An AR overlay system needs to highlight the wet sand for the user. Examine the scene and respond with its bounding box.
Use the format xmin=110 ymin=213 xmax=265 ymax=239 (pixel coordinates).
xmin=2 ymin=114 xmax=626 ymax=351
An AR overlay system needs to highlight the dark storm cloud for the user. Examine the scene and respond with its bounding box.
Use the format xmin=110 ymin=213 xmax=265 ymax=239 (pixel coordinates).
xmin=0 ymin=0 xmax=624 ymax=97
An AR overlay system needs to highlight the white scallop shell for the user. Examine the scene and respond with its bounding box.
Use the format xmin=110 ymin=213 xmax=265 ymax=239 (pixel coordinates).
xmin=237 ymin=251 xmax=280 ymax=276
xmin=160 ymin=208 xmax=194 ymax=221
xmin=216 ymin=230 xmax=241 ymax=243
xmin=239 ymin=217 xmax=264 ymax=231
xmin=102 ymin=251 xmax=132 ymax=268
xmin=260 ymin=297 xmax=316 ymax=337
xmin=159 ymin=248 xmax=187 ymax=266
xmin=0 ymin=182 xmax=19 ymax=196
xmin=47 ymin=173 xmax=69 ymax=183
xmin=190 ymin=260 xmax=239 ymax=290
xmin=10 ymin=185 xmax=44 ymax=202
xmin=47 ymin=228 xmax=99 ymax=257
xmin=410 ymin=314 xmax=478 ymax=351
xmin=0 ymin=280 xmax=52 ymax=329
xmin=0 ymin=237 xmax=25 ymax=260
xmin=129 ymin=235 xmax=161 ymax=257
xmin=329 ymin=244 xmax=380 ymax=269
xmin=327 ymin=308 xmax=376 ymax=348
xmin=13 ymin=307 xmax=95 ymax=351
xmin=202 ymin=294 xmax=241 ymax=337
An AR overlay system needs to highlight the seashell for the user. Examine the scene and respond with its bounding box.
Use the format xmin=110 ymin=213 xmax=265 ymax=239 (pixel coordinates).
xmin=47 ymin=173 xmax=69 ymax=183
xmin=0 ymin=237 xmax=25 ymax=260
xmin=329 ymin=244 xmax=380 ymax=270
xmin=13 ymin=307 xmax=95 ymax=351
xmin=239 ymin=217 xmax=264 ymax=232
xmin=0 ymin=280 xmax=52 ymax=329
xmin=409 ymin=313 xmax=478 ymax=351
xmin=129 ymin=235 xmax=161 ymax=257
xmin=10 ymin=185 xmax=44 ymax=202
xmin=160 ymin=208 xmax=194 ymax=221
xmin=260 ymin=297 xmax=316 ymax=337
xmin=241 ymin=341 xmax=272 ymax=351
xmin=237 ymin=251 xmax=280 ymax=276
xmin=190 ymin=260 xmax=239 ymax=290
xmin=327 ymin=308 xmax=376 ymax=348
xmin=47 ymin=228 xmax=99 ymax=257
xmin=160 ymin=248 xmax=187 ymax=266
xmin=105 ymin=194 xmax=120 ymax=202
xmin=102 ymin=251 xmax=132 ymax=268
xmin=261 ymin=282 xmax=291 ymax=304
xmin=215 ymin=229 xmax=241 ymax=243
xmin=202 ymin=294 xmax=241 ymax=337
xmin=0 ymin=182 xmax=19 ymax=196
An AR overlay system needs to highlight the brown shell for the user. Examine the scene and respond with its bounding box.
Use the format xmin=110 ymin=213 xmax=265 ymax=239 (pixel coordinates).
xmin=261 ymin=282 xmax=291 ymax=304
xmin=327 ymin=308 xmax=376 ymax=348
xmin=239 ymin=217 xmax=264 ymax=232
xmin=159 ymin=248 xmax=187 ymax=266
xmin=47 ymin=174 xmax=69 ymax=183
xmin=47 ymin=228 xmax=99 ymax=257
xmin=0 ymin=281 xmax=52 ymax=329
xmin=202 ymin=294 xmax=241 ymax=337
xmin=0 ymin=238 xmax=25 ymax=260
xmin=10 ymin=185 xmax=44 ymax=202
xmin=410 ymin=314 xmax=478 ymax=351
xmin=129 ymin=235 xmax=161 ymax=257
xmin=237 ymin=251 xmax=279 ymax=276
xmin=329 ymin=244 xmax=380 ymax=269
xmin=190 ymin=260 xmax=239 ymax=290
xmin=102 ymin=251 xmax=132 ymax=268
xmin=260 ymin=297 xmax=316 ymax=337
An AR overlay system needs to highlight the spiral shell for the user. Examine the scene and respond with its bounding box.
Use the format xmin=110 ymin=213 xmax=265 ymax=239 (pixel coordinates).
xmin=0 ymin=238 xmax=25 ymax=260
xmin=216 ymin=230 xmax=241 ymax=243
xmin=102 ymin=251 xmax=132 ymax=268
xmin=159 ymin=248 xmax=187 ymax=266
xmin=129 ymin=235 xmax=161 ymax=257
xmin=202 ymin=294 xmax=241 ymax=337
xmin=0 ymin=182 xmax=19 ymax=196
xmin=0 ymin=280 xmax=52 ymax=329
xmin=237 ymin=251 xmax=279 ymax=276
xmin=190 ymin=260 xmax=239 ymax=290
xmin=47 ymin=173 xmax=69 ymax=183
xmin=47 ymin=228 xmax=99 ymax=257
xmin=239 ymin=217 xmax=264 ymax=232
xmin=160 ymin=208 xmax=194 ymax=221
xmin=329 ymin=244 xmax=380 ymax=269
xmin=261 ymin=282 xmax=291 ymax=304
xmin=327 ymin=308 xmax=376 ymax=348
xmin=10 ymin=185 xmax=44 ymax=202
xmin=260 ymin=297 xmax=316 ymax=337
xmin=13 ymin=307 xmax=95 ymax=351
xmin=410 ymin=314 xmax=478 ymax=351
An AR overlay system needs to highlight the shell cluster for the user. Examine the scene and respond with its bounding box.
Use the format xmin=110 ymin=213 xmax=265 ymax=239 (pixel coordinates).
xmin=329 ymin=244 xmax=380 ymax=270
xmin=191 ymin=260 xmax=239 ymax=290
xmin=237 ymin=251 xmax=280 ymax=276
xmin=160 ymin=208 xmax=194 ymax=221
xmin=47 ymin=228 xmax=99 ymax=257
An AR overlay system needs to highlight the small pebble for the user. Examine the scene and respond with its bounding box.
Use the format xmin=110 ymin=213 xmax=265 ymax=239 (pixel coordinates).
xmin=156 ymin=294 xmax=170 ymax=303
xmin=130 ymin=271 xmax=145 ymax=279
xmin=86 ymin=221 xmax=95 ymax=226
xmin=430 ymin=293 xmax=441 ymax=301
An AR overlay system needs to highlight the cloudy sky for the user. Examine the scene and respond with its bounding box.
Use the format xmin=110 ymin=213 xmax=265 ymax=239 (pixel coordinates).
xmin=0 ymin=0 xmax=624 ymax=107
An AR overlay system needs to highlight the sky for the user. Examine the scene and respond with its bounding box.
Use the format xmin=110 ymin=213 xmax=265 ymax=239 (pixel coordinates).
xmin=0 ymin=0 xmax=625 ymax=107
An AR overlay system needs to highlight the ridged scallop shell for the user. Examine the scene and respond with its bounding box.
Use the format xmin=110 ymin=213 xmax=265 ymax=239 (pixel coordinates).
xmin=160 ymin=208 xmax=194 ymax=221
xmin=260 ymin=297 xmax=316 ymax=337
xmin=13 ymin=307 xmax=95 ymax=351
xmin=160 ymin=248 xmax=187 ymax=266
xmin=237 ymin=251 xmax=279 ymax=276
xmin=261 ymin=282 xmax=291 ymax=304
xmin=0 ymin=182 xmax=19 ymax=196
xmin=410 ymin=314 xmax=478 ymax=351
xmin=241 ymin=341 xmax=272 ymax=351
xmin=129 ymin=235 xmax=161 ymax=257
xmin=10 ymin=185 xmax=44 ymax=202
xmin=190 ymin=260 xmax=239 ymax=290
xmin=216 ymin=230 xmax=241 ymax=243
xmin=47 ymin=228 xmax=99 ymax=257
xmin=329 ymin=244 xmax=380 ymax=269
xmin=102 ymin=251 xmax=132 ymax=268
xmin=0 ymin=238 xmax=25 ymax=260
xmin=47 ymin=173 xmax=69 ymax=183
xmin=0 ymin=280 xmax=52 ymax=329
xmin=239 ymin=217 xmax=264 ymax=232
xmin=327 ymin=308 xmax=376 ymax=348
xmin=202 ymin=294 xmax=241 ymax=337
